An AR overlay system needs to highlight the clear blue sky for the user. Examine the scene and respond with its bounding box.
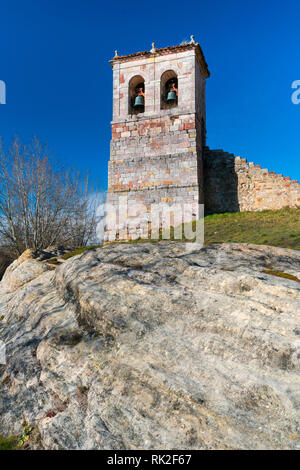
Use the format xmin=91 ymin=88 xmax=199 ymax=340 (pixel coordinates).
xmin=1 ymin=0 xmax=299 ymax=189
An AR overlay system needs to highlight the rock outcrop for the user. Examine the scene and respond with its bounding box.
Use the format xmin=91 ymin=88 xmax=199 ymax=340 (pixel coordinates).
xmin=0 ymin=242 xmax=300 ymax=449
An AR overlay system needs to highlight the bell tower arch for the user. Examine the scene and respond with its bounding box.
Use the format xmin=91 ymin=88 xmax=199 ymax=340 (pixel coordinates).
xmin=128 ymin=75 xmax=145 ymax=114
xmin=160 ymin=70 xmax=178 ymax=109
xmin=106 ymin=38 xmax=210 ymax=241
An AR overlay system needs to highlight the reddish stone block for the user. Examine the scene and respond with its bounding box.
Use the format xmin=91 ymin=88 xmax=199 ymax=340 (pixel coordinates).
xmin=112 ymin=132 xmax=121 ymax=139
xmin=184 ymin=123 xmax=194 ymax=130
xmin=151 ymin=142 xmax=161 ymax=149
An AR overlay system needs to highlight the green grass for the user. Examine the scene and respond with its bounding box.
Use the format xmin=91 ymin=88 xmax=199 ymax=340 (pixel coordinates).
xmin=44 ymin=245 xmax=103 ymax=267
xmin=201 ymin=208 xmax=300 ymax=250
xmin=0 ymin=426 xmax=34 ymax=450
xmin=47 ymin=259 xmax=62 ymax=265
xmin=61 ymin=245 xmax=102 ymax=260
xmin=0 ymin=435 xmax=17 ymax=450
xmin=49 ymin=209 xmax=300 ymax=264
xmin=148 ymin=208 xmax=300 ymax=250
xmin=263 ymin=268 xmax=300 ymax=282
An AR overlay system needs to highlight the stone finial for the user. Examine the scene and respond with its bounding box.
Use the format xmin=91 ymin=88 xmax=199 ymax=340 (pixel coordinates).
xmin=114 ymin=50 xmax=118 ymax=58
xmin=190 ymin=35 xmax=195 ymax=44
xmin=150 ymin=42 xmax=156 ymax=53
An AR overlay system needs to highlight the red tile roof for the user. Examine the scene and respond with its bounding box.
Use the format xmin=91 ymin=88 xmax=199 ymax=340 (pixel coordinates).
xmin=110 ymin=42 xmax=210 ymax=77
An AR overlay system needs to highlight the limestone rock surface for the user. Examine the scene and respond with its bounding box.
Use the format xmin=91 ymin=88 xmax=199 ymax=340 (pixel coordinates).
xmin=0 ymin=242 xmax=299 ymax=449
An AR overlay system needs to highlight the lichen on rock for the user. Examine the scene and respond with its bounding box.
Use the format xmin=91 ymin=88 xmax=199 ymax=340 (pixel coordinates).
xmin=0 ymin=242 xmax=299 ymax=449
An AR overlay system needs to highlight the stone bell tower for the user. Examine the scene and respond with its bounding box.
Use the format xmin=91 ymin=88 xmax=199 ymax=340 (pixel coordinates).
xmin=105 ymin=37 xmax=210 ymax=240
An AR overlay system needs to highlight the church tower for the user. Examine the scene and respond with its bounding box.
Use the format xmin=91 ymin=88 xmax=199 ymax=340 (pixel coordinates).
xmin=106 ymin=37 xmax=210 ymax=240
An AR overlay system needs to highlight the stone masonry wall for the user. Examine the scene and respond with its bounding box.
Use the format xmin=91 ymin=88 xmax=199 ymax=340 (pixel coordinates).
xmin=106 ymin=185 xmax=199 ymax=240
xmin=112 ymin=48 xmax=206 ymax=121
xmin=106 ymin=114 xmax=201 ymax=241
xmin=109 ymin=114 xmax=198 ymax=192
xmin=204 ymin=147 xmax=300 ymax=214
xmin=106 ymin=45 xmax=208 ymax=241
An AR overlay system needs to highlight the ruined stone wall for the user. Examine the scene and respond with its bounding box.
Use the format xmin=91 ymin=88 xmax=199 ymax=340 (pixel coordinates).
xmin=204 ymin=147 xmax=300 ymax=214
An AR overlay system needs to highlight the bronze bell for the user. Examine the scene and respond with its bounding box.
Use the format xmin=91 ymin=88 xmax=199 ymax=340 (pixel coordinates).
xmin=167 ymin=90 xmax=176 ymax=102
xmin=134 ymin=95 xmax=144 ymax=107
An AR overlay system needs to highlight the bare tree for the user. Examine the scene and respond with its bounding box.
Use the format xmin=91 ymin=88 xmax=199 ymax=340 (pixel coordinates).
xmin=0 ymin=136 xmax=102 ymax=256
xmin=64 ymin=173 xmax=101 ymax=248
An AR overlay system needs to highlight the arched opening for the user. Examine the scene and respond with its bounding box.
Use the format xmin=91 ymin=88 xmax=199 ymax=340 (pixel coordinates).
xmin=128 ymin=75 xmax=145 ymax=115
xmin=160 ymin=70 xmax=178 ymax=110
